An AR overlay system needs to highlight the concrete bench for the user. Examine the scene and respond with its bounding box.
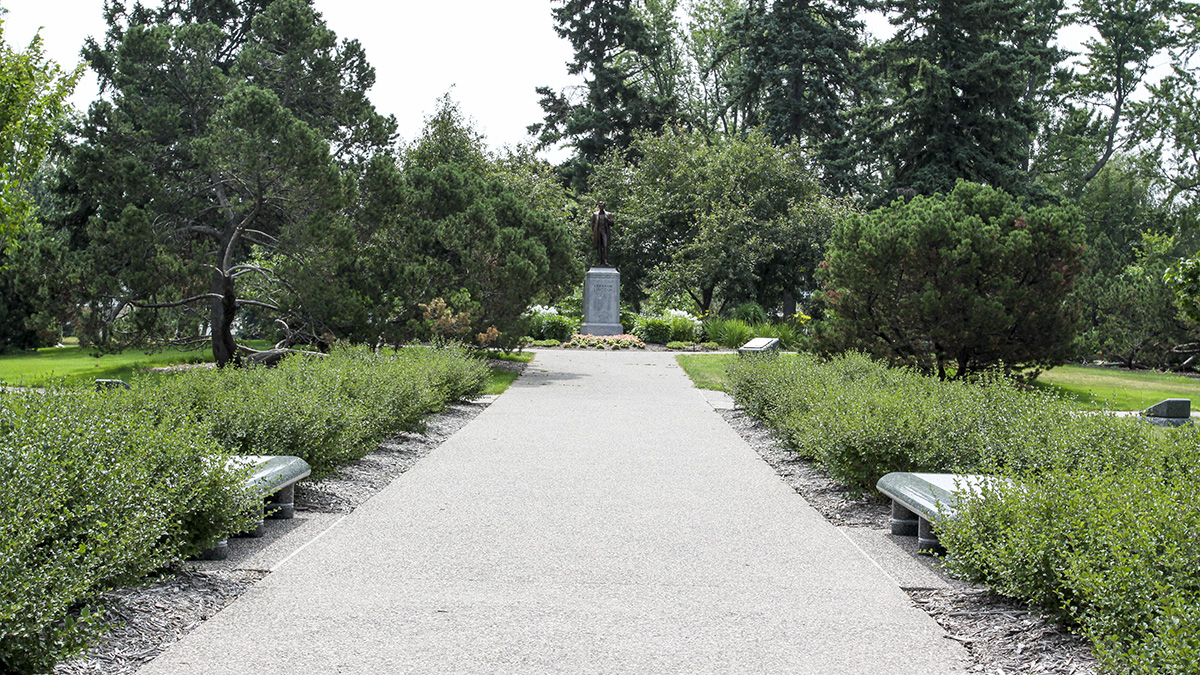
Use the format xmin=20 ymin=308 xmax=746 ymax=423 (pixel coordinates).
xmin=876 ymin=472 xmax=1009 ymax=554
xmin=199 ymin=455 xmax=312 ymax=560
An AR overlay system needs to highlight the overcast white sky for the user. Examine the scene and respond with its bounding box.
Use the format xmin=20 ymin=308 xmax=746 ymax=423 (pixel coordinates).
xmin=2 ymin=1 xmax=1102 ymax=160
xmin=1 ymin=0 xmax=585 ymax=156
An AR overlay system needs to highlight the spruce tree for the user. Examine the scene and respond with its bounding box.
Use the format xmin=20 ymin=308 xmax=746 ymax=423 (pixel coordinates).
xmin=868 ymin=0 xmax=1054 ymax=200
xmin=726 ymin=0 xmax=870 ymax=195
xmin=531 ymin=0 xmax=680 ymax=191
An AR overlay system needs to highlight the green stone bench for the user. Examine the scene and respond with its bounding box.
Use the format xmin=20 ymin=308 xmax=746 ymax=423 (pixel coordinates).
xmin=876 ymin=472 xmax=1009 ymax=554
xmin=199 ymin=455 xmax=311 ymax=560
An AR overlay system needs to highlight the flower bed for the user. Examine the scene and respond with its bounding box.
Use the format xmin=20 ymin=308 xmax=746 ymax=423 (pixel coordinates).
xmin=564 ymin=333 xmax=646 ymax=349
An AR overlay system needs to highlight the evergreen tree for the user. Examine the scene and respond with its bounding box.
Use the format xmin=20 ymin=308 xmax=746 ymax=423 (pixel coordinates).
xmin=531 ymin=0 xmax=680 ymax=190
xmin=868 ymin=0 xmax=1054 ymax=200
xmin=817 ymin=181 xmax=1083 ymax=379
xmin=726 ymin=0 xmax=870 ymax=195
xmin=57 ymin=0 xmax=396 ymax=366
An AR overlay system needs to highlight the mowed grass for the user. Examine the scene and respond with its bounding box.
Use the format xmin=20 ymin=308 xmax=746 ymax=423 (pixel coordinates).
xmin=676 ymin=353 xmax=738 ymax=391
xmin=484 ymin=351 xmax=534 ymax=395
xmin=3 ymin=342 xmax=536 ymax=395
xmin=0 ymin=344 xmax=216 ymax=387
xmin=1035 ymin=364 xmax=1200 ymax=411
xmin=676 ymin=354 xmax=1200 ymax=412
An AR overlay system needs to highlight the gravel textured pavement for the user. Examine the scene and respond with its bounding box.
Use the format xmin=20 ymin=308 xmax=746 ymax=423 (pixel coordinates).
xmin=139 ymin=350 xmax=967 ymax=674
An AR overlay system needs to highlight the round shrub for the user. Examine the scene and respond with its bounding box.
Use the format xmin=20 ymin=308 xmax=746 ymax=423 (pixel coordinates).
xmin=634 ymin=316 xmax=673 ymax=344
xmin=666 ymin=311 xmax=701 ymax=342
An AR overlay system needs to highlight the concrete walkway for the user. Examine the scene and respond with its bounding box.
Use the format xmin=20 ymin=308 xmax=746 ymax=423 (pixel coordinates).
xmin=144 ymin=350 xmax=966 ymax=674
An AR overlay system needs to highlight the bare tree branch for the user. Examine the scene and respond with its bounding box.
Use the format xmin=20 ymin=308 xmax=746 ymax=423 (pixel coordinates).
xmin=131 ymin=293 xmax=224 ymax=309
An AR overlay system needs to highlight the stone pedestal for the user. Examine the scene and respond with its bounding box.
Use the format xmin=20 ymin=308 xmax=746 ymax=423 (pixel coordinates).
xmin=581 ymin=267 xmax=623 ymax=336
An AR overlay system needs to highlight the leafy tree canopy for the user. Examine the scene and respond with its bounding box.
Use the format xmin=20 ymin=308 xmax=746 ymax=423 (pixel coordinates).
xmin=57 ymin=0 xmax=395 ymax=365
xmin=0 ymin=15 xmax=81 ymax=249
xmin=587 ymin=126 xmax=842 ymax=315
xmin=273 ymin=98 xmax=583 ymax=349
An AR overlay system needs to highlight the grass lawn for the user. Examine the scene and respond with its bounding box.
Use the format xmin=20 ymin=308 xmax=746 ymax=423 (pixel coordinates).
xmin=676 ymin=353 xmax=738 ymax=391
xmin=1035 ymin=364 xmax=1200 ymax=411
xmin=484 ymin=351 xmax=534 ymax=395
xmin=0 ymin=340 xmax=277 ymax=388
xmin=0 ymin=344 xmax=217 ymax=387
xmin=676 ymin=354 xmax=1200 ymax=412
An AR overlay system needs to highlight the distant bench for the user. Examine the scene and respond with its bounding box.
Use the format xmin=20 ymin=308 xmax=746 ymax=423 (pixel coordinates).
xmin=876 ymin=472 xmax=1010 ymax=554
xmin=199 ymin=455 xmax=312 ymax=560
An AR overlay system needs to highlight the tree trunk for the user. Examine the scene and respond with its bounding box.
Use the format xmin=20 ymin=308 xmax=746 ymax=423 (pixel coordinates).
xmin=211 ymin=267 xmax=240 ymax=368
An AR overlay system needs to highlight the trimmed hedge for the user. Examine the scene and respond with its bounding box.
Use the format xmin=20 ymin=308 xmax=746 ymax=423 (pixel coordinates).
xmin=0 ymin=390 xmax=254 ymax=674
xmin=1 ymin=343 xmax=487 ymax=672
xmin=125 ymin=344 xmax=489 ymax=479
xmin=728 ymin=351 xmax=1200 ymax=672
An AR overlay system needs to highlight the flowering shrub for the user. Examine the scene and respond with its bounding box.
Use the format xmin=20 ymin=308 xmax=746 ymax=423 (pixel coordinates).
xmin=565 ymin=333 xmax=646 ymax=349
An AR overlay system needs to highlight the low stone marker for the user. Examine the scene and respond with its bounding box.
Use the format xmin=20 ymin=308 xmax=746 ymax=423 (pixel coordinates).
xmin=737 ymin=337 xmax=780 ymax=356
xmin=876 ymin=472 xmax=1010 ymax=554
xmin=1142 ymin=398 xmax=1192 ymax=427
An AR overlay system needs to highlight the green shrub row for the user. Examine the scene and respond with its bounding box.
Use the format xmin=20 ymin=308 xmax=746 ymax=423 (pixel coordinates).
xmin=632 ymin=312 xmax=700 ymax=344
xmin=0 ymin=391 xmax=255 ymax=674
xmin=527 ymin=311 xmax=578 ymax=342
xmin=727 ymin=351 xmax=1200 ymax=672
xmin=125 ymin=344 xmax=489 ymax=479
xmin=703 ymin=318 xmax=802 ymax=349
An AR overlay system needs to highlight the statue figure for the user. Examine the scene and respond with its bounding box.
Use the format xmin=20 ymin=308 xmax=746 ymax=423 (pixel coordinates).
xmin=591 ymin=201 xmax=614 ymax=267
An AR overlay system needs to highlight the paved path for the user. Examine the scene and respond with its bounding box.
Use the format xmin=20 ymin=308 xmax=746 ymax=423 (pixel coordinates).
xmin=145 ymin=350 xmax=965 ymax=674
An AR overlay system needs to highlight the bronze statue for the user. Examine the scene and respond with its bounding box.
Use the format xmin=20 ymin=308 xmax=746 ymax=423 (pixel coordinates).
xmin=591 ymin=202 xmax=614 ymax=267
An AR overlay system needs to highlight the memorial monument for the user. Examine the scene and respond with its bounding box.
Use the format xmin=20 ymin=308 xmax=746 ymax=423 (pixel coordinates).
xmin=581 ymin=202 xmax=623 ymax=336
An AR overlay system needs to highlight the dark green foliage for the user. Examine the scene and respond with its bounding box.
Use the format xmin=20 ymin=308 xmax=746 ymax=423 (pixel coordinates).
xmin=531 ymin=0 xmax=680 ymax=190
xmin=732 ymin=301 xmax=768 ymax=324
xmin=1086 ymin=233 xmax=1196 ymax=369
xmin=289 ymin=100 xmax=581 ymax=349
xmin=125 ymin=344 xmax=488 ymax=478
xmin=940 ymin=426 xmax=1200 ymax=673
xmin=730 ymin=350 xmax=1200 ymax=670
xmin=528 ymin=311 xmax=578 ymax=342
xmin=726 ymin=351 xmax=1088 ymax=488
xmin=666 ymin=313 xmax=700 ymax=342
xmin=633 ymin=315 xmax=674 ymax=344
xmin=725 ymin=0 xmax=871 ymax=194
xmin=867 ymin=0 xmax=1054 ymax=199
xmin=0 ymin=390 xmax=254 ymax=673
xmin=55 ymin=0 xmax=395 ymax=365
xmin=703 ymin=317 xmax=756 ymax=348
xmin=818 ymin=181 xmax=1083 ymax=379
xmin=588 ymin=127 xmax=839 ymax=314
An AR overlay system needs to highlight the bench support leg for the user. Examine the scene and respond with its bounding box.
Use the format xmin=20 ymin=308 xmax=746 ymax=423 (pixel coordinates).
xmin=265 ymin=483 xmax=296 ymax=520
xmin=917 ymin=518 xmax=943 ymax=555
xmin=890 ymin=500 xmax=919 ymax=537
